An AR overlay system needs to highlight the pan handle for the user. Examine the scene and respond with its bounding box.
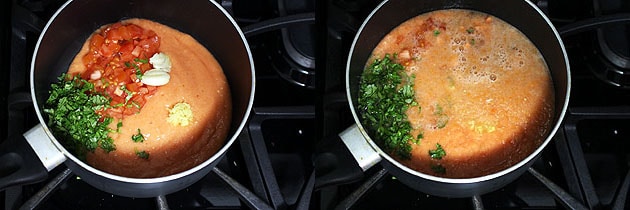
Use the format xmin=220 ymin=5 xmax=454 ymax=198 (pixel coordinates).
xmin=0 ymin=124 xmax=66 ymax=191
xmin=314 ymin=124 xmax=382 ymax=189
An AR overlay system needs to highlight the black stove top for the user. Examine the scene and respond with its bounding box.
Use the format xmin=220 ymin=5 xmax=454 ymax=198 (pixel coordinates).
xmin=2 ymin=0 xmax=630 ymax=209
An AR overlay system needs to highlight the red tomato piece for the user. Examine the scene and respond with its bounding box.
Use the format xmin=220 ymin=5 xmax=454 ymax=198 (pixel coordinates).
xmin=83 ymin=22 xmax=162 ymax=118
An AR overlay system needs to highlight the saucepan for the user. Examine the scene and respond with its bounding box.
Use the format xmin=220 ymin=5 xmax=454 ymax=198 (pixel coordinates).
xmin=0 ymin=0 xmax=254 ymax=198
xmin=316 ymin=0 xmax=570 ymax=197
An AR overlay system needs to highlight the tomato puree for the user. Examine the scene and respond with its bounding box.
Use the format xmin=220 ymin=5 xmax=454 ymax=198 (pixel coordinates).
xmin=370 ymin=9 xmax=554 ymax=178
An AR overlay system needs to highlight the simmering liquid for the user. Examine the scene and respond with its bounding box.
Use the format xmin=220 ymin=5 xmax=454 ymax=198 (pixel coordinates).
xmin=370 ymin=9 xmax=554 ymax=178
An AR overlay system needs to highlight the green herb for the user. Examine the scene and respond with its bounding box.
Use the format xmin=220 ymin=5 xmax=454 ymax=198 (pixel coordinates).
xmin=126 ymin=60 xmax=145 ymax=80
xmin=116 ymin=121 xmax=123 ymax=132
xmin=134 ymin=58 xmax=148 ymax=64
xmin=131 ymin=101 xmax=141 ymax=109
xmin=470 ymin=38 xmax=476 ymax=45
xmin=43 ymin=74 xmax=116 ymax=158
xmin=431 ymin=164 xmax=446 ymax=174
xmin=131 ymin=129 xmax=145 ymax=142
xmin=434 ymin=104 xmax=449 ymax=129
xmin=417 ymin=132 xmax=424 ymax=140
xmin=135 ymin=150 xmax=150 ymax=159
xmin=433 ymin=30 xmax=441 ymax=36
xmin=358 ymin=54 xmax=418 ymax=159
xmin=412 ymin=132 xmax=424 ymax=145
xmin=135 ymin=69 xmax=143 ymax=80
xmin=466 ymin=27 xmax=475 ymax=34
xmin=434 ymin=104 xmax=444 ymax=115
xmin=429 ymin=143 xmax=446 ymax=160
xmin=436 ymin=116 xmax=449 ymax=129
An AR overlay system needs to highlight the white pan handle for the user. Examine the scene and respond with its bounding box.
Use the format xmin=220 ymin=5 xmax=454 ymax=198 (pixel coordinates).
xmin=24 ymin=124 xmax=66 ymax=171
xmin=339 ymin=124 xmax=382 ymax=172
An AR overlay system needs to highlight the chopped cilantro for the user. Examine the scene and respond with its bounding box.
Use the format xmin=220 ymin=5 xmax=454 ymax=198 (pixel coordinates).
xmin=131 ymin=129 xmax=145 ymax=142
xmin=431 ymin=164 xmax=446 ymax=174
xmin=135 ymin=69 xmax=143 ymax=80
xmin=134 ymin=58 xmax=148 ymax=63
xmin=429 ymin=143 xmax=446 ymax=160
xmin=466 ymin=27 xmax=475 ymax=34
xmin=116 ymin=121 xmax=123 ymax=132
xmin=436 ymin=115 xmax=449 ymax=129
xmin=119 ymin=85 xmax=133 ymax=104
xmin=43 ymin=74 xmax=116 ymax=158
xmin=126 ymin=60 xmax=144 ymax=80
xmin=434 ymin=104 xmax=449 ymax=129
xmin=358 ymin=54 xmax=418 ymax=159
xmin=433 ymin=30 xmax=441 ymax=36
xmin=135 ymin=150 xmax=149 ymax=159
xmin=417 ymin=132 xmax=424 ymax=140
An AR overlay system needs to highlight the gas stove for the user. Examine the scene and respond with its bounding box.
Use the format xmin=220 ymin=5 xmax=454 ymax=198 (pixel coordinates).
xmin=2 ymin=0 xmax=630 ymax=209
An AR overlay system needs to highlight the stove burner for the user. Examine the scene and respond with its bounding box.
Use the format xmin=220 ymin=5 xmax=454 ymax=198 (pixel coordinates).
xmin=270 ymin=25 xmax=316 ymax=89
xmin=588 ymin=26 xmax=630 ymax=88
xmin=586 ymin=0 xmax=630 ymax=88
xmin=269 ymin=0 xmax=316 ymax=89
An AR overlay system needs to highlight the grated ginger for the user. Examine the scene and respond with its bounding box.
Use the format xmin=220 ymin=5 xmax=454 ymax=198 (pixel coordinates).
xmin=167 ymin=102 xmax=193 ymax=126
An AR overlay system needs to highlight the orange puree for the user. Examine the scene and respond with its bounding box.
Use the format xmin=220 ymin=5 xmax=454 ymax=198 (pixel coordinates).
xmin=370 ymin=9 xmax=554 ymax=178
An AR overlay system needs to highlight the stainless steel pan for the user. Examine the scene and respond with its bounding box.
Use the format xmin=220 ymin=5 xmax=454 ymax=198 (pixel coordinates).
xmin=317 ymin=0 xmax=570 ymax=198
xmin=0 ymin=0 xmax=255 ymax=198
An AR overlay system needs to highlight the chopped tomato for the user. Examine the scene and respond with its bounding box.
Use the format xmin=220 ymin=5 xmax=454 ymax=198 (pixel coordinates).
xmin=90 ymin=34 xmax=105 ymax=49
xmin=79 ymin=22 xmax=162 ymax=119
xmin=99 ymin=43 xmax=120 ymax=58
xmin=126 ymin=24 xmax=144 ymax=38
xmin=126 ymin=82 xmax=142 ymax=92
xmin=140 ymin=63 xmax=151 ymax=71
xmin=119 ymin=42 xmax=135 ymax=61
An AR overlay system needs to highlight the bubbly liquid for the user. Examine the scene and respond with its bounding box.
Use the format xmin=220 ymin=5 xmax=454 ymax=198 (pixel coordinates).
xmin=370 ymin=9 xmax=554 ymax=178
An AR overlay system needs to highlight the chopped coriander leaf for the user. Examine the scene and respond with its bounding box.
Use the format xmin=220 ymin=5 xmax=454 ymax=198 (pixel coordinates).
xmin=135 ymin=69 xmax=143 ymax=80
xmin=429 ymin=143 xmax=446 ymax=160
xmin=43 ymin=74 xmax=116 ymax=158
xmin=134 ymin=58 xmax=148 ymax=64
xmin=116 ymin=121 xmax=123 ymax=132
xmin=433 ymin=30 xmax=440 ymax=36
xmin=417 ymin=132 xmax=424 ymax=140
xmin=132 ymin=129 xmax=145 ymax=142
xmin=434 ymin=104 xmax=444 ymax=115
xmin=358 ymin=54 xmax=418 ymax=159
xmin=131 ymin=101 xmax=141 ymax=109
xmin=437 ymin=115 xmax=449 ymax=129
xmin=466 ymin=27 xmax=475 ymax=34
xmin=434 ymin=104 xmax=449 ymax=129
xmin=431 ymin=164 xmax=446 ymax=174
xmin=135 ymin=150 xmax=150 ymax=159
xmin=412 ymin=131 xmax=424 ymax=144
xmin=120 ymin=86 xmax=133 ymax=103
xmin=470 ymin=38 xmax=476 ymax=45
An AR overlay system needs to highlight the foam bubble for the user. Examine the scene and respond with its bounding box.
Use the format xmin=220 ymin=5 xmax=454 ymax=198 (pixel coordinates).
xmin=489 ymin=74 xmax=497 ymax=81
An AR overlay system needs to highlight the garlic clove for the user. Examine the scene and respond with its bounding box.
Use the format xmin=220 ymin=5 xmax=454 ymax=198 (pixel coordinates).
xmin=141 ymin=69 xmax=171 ymax=86
xmin=149 ymin=52 xmax=172 ymax=71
